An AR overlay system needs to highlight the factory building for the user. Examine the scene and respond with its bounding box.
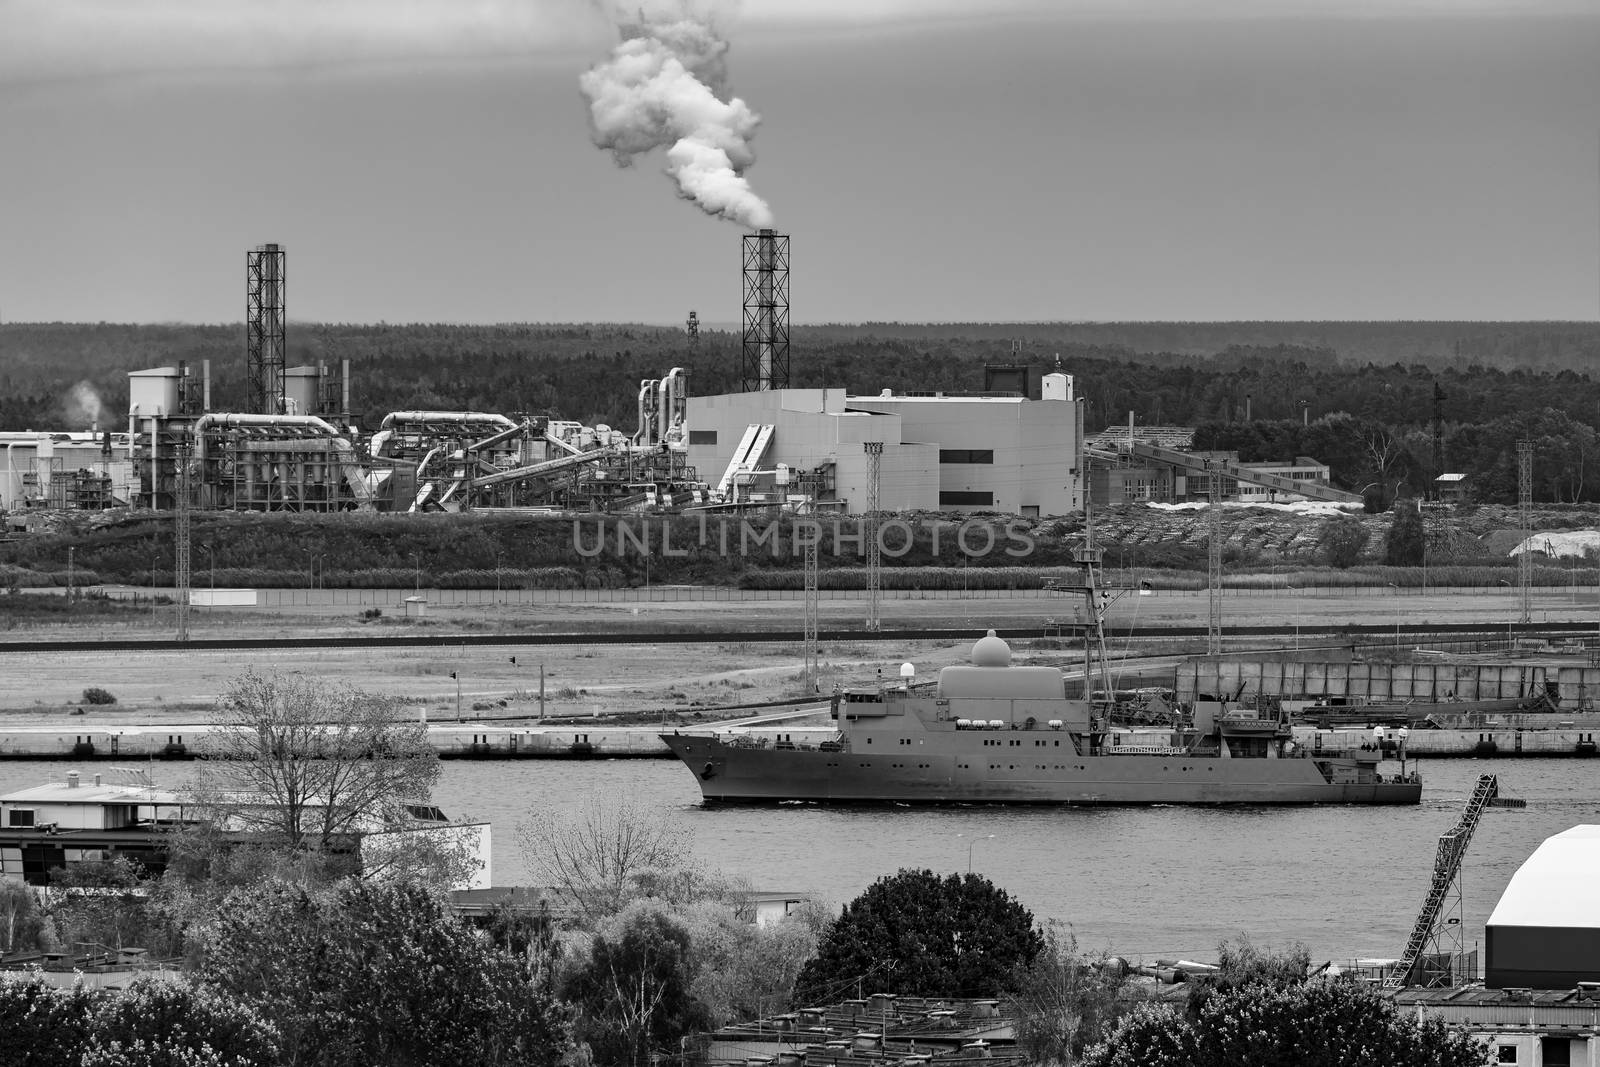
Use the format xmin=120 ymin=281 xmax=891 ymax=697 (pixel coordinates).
xmin=684 ymin=369 xmax=1082 ymax=516
xmin=0 ymin=431 xmax=135 ymax=512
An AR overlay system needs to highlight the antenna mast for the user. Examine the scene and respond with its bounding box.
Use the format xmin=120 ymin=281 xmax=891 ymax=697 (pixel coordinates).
xmin=864 ymin=442 xmax=883 ymax=632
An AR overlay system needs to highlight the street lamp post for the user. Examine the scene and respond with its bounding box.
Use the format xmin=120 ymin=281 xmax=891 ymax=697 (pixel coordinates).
xmin=958 ymin=832 xmax=995 ymax=873
xmin=494 ymin=550 xmax=503 ymax=604
xmin=1385 ymin=583 xmax=1402 ymax=649
xmin=1286 ymin=582 xmax=1300 ymax=650
xmin=199 ymin=544 xmax=215 ymax=613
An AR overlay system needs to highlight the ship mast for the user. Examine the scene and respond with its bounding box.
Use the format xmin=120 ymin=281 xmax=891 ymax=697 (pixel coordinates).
xmin=1076 ymin=482 xmax=1114 ymax=700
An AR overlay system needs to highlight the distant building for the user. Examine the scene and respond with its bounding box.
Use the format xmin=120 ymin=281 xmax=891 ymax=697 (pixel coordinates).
xmin=1436 ymin=472 xmax=1469 ymax=505
xmin=1 ymin=769 xmax=488 ymax=891
xmin=1394 ymin=824 xmax=1600 ymax=1066
xmin=689 ymin=993 xmax=1019 ymax=1067
xmin=684 ymin=370 xmax=1082 ymax=517
xmin=0 ymin=431 xmax=134 ymax=511
xmin=1088 ymin=446 xmax=1343 ymax=506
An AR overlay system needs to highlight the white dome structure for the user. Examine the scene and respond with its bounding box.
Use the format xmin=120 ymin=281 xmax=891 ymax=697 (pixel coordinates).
xmin=1486 ymin=824 xmax=1600 ymax=989
xmin=972 ymin=630 xmax=1011 ymax=668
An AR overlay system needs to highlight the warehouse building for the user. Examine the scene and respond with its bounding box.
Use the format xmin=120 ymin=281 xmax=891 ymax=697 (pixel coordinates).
xmin=683 ymin=369 xmax=1082 ymax=516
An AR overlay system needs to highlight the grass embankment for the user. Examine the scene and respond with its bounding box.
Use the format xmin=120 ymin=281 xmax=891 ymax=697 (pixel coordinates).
xmin=0 ymin=591 xmax=157 ymax=627
xmin=3 ymin=510 xmax=1580 ymax=592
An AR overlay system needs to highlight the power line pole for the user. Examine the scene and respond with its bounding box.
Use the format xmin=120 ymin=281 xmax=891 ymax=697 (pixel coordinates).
xmin=864 ymin=442 xmax=883 ymax=632
xmin=804 ymin=520 xmax=819 ymax=693
xmin=175 ymin=439 xmax=192 ymax=642
xmin=1518 ymin=439 xmax=1533 ymax=626
xmin=1206 ymin=458 xmax=1223 ymax=656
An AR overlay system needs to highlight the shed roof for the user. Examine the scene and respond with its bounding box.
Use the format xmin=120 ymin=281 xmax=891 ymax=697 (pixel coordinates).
xmin=1487 ymin=824 xmax=1600 ymax=929
xmin=1 ymin=781 xmax=177 ymax=806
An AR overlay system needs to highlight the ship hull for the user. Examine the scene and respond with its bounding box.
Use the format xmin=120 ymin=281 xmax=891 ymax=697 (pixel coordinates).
xmin=661 ymin=734 xmax=1422 ymax=806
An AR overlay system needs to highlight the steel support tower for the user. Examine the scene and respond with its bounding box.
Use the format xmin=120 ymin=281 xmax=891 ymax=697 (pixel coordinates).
xmin=1206 ymin=459 xmax=1223 ymax=656
xmin=804 ymin=523 xmax=819 ymax=692
xmin=247 ymin=243 xmax=287 ymax=415
xmin=864 ymin=442 xmax=883 ymax=632
xmin=175 ymin=439 xmax=192 ymax=642
xmin=742 ymin=230 xmax=790 ymax=391
xmin=1389 ymin=774 xmax=1521 ymax=987
xmin=686 ymin=310 xmax=699 ymax=346
xmin=1518 ymin=439 xmax=1533 ymax=625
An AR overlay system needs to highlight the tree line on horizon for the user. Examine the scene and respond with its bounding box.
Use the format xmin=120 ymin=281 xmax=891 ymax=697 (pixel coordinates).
xmin=4 ymin=321 xmax=1600 ymax=506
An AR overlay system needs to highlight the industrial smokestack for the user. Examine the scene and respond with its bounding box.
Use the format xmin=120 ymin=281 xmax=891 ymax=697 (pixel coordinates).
xmin=741 ymin=229 xmax=789 ymax=391
xmin=580 ymin=5 xmax=773 ymax=228
xmin=757 ymin=230 xmax=775 ymax=388
xmin=247 ymin=243 xmax=287 ymax=415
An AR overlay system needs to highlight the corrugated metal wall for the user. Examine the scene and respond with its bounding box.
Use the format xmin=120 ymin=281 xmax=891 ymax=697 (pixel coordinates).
xmin=1178 ymin=659 xmax=1600 ymax=706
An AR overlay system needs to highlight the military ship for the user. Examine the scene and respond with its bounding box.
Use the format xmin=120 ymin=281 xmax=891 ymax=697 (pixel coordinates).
xmin=662 ymin=628 xmax=1421 ymax=804
xmin=663 ymin=534 xmax=1420 ymax=804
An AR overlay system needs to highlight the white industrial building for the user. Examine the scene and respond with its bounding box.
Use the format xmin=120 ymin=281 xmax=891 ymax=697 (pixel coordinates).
xmin=684 ymin=370 xmax=1082 ymax=516
xmin=1486 ymin=824 xmax=1600 ymax=990
xmin=0 ymin=431 xmax=134 ymax=512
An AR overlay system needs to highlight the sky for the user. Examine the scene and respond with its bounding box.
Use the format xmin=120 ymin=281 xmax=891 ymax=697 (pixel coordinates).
xmin=1 ymin=0 xmax=1597 ymax=324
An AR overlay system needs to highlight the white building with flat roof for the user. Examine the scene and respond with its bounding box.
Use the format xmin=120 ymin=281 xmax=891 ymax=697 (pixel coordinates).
xmin=684 ymin=372 xmax=1081 ymax=516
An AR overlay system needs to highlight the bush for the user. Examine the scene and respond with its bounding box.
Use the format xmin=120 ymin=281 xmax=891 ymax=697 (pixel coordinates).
xmin=82 ymin=687 xmax=117 ymax=706
xmin=1319 ymin=517 xmax=1366 ymax=568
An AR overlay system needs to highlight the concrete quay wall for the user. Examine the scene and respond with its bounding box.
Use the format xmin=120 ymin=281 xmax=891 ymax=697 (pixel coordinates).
xmin=1299 ymin=725 xmax=1600 ymax=759
xmin=0 ymin=725 xmax=840 ymax=761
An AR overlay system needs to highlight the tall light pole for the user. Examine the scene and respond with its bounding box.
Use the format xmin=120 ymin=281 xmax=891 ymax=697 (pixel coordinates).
xmin=200 ymin=544 xmax=216 ymax=612
xmin=1386 ymin=583 xmax=1401 ymax=649
xmin=1286 ymin=582 xmax=1300 ymax=651
xmin=958 ymin=832 xmax=994 ymax=873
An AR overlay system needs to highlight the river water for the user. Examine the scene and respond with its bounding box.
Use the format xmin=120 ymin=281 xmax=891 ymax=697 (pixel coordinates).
xmin=5 ymin=757 xmax=1597 ymax=966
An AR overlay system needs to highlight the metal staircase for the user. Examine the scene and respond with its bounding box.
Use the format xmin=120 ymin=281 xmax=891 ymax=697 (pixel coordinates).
xmin=1389 ymin=774 xmax=1521 ymax=987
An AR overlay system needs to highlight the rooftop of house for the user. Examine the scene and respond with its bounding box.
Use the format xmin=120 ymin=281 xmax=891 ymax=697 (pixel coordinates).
xmin=703 ymin=994 xmax=1021 ymax=1066
xmin=1 ymin=778 xmax=178 ymax=808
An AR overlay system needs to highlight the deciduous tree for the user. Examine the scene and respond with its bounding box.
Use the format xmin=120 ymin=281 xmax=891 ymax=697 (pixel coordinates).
xmin=198 ymin=878 xmax=570 ymax=1067
xmin=1084 ymin=977 xmax=1489 ymax=1067
xmin=564 ymin=900 xmax=710 ymax=1067
xmin=517 ymin=794 xmax=692 ymax=924
xmin=185 ymin=671 xmax=442 ymax=883
xmin=794 ymin=868 xmax=1043 ymax=1003
xmin=1010 ymin=925 xmax=1142 ymax=1067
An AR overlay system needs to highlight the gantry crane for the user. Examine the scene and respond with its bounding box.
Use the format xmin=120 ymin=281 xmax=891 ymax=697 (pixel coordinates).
xmin=1388 ymin=774 xmax=1524 ymax=987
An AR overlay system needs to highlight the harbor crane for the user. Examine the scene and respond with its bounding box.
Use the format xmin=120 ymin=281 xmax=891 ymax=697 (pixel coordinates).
xmin=1388 ymin=774 xmax=1524 ymax=988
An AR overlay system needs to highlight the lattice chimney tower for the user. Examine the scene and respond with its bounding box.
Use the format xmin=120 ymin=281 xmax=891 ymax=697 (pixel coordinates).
xmin=247 ymin=243 xmax=287 ymax=414
xmin=742 ymin=229 xmax=790 ymax=391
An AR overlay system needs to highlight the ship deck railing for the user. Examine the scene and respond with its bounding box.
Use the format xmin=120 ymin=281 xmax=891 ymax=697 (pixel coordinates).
xmin=722 ymin=734 xmax=843 ymax=752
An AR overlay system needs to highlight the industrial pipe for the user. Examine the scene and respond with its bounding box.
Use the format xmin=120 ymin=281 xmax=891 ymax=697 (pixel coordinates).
xmin=658 ymin=367 xmax=685 ymax=447
xmin=469 ymin=420 xmax=531 ymax=452
xmin=378 ymin=411 xmax=517 ymax=431
xmin=635 ymin=379 xmax=658 ymax=447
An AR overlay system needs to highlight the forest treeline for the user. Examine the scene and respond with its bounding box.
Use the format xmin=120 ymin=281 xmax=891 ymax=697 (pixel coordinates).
xmin=4 ymin=320 xmax=1599 ymax=504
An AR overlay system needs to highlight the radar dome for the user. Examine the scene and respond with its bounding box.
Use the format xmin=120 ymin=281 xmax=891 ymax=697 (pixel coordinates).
xmin=972 ymin=629 xmax=1011 ymax=667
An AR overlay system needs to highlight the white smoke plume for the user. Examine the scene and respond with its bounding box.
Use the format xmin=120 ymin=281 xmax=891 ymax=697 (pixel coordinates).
xmin=64 ymin=380 xmax=105 ymax=429
xmin=580 ymin=3 xmax=774 ymax=229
